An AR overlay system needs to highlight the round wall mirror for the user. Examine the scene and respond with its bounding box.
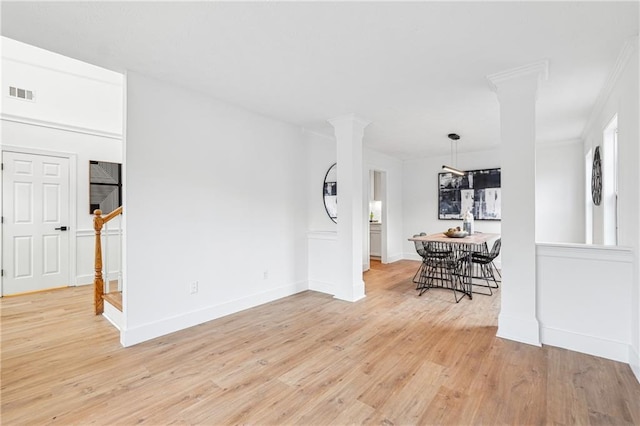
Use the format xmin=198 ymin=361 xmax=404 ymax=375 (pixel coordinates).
xmin=323 ymin=163 xmax=337 ymax=223
xmin=591 ymin=146 xmax=602 ymax=206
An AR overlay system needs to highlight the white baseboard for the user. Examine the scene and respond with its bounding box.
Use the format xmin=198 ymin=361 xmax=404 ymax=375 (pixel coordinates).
xmin=333 ymin=280 xmax=366 ymax=302
xmin=120 ymin=280 xmax=308 ymax=347
xmin=541 ymin=325 xmax=629 ymax=363
xmin=497 ymin=313 xmax=541 ymax=347
xmin=386 ymin=253 xmax=404 ymax=263
xmin=404 ymin=253 xmax=422 ymax=262
xmin=75 ymin=275 xmax=94 ymax=286
xmin=308 ymin=279 xmax=335 ymax=296
xmin=629 ymin=345 xmax=640 ymax=383
xmin=103 ymin=301 xmax=123 ymax=331
xmin=76 ymin=273 xmax=119 ymax=287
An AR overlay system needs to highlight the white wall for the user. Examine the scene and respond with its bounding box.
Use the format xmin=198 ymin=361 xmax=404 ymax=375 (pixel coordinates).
xmin=306 ymin=130 xmax=338 ymax=294
xmin=1 ymin=37 xmax=123 ymax=286
xmin=402 ymin=149 xmax=502 ymax=260
xmin=305 ymin=131 xmax=405 ymax=293
xmin=1 ymin=37 xmax=123 ymax=135
xmin=123 ymin=71 xmax=308 ymax=346
xmin=535 ymin=140 xmax=584 ymax=244
xmin=581 ymin=38 xmax=639 ymax=379
xmin=307 ymin=131 xmax=338 ymax=233
xmin=537 ymin=244 xmax=633 ymax=363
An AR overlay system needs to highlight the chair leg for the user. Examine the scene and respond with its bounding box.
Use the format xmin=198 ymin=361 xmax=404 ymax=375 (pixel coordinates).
xmin=413 ymin=262 xmax=426 ymax=288
xmin=486 ymin=263 xmax=499 ymax=288
xmin=491 ymin=261 xmax=502 ymax=282
xmin=468 ymin=262 xmax=494 ymax=296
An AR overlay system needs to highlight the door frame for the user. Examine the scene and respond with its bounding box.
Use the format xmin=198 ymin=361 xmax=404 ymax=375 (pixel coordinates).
xmin=363 ymin=166 xmax=388 ymax=272
xmin=1 ymin=145 xmax=78 ymax=295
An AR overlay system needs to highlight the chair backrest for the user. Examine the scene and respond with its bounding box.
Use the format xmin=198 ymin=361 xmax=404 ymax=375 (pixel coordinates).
xmin=413 ymin=234 xmax=427 ymax=257
xmin=425 ymin=241 xmax=453 ymax=259
xmin=489 ymin=238 xmax=501 ymax=258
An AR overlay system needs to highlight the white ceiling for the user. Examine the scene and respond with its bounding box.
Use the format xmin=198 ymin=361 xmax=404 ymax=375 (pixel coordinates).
xmin=1 ymin=1 xmax=638 ymax=159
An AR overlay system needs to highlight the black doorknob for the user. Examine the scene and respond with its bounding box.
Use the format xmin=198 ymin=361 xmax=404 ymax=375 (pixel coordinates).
xmin=55 ymin=226 xmax=68 ymax=231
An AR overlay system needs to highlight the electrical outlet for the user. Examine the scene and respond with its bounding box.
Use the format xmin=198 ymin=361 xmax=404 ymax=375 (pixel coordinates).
xmin=263 ymin=270 xmax=268 ymax=280
xmin=190 ymin=281 xmax=199 ymax=294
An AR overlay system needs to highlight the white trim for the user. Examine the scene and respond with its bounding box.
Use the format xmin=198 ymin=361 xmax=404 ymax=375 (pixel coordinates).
xmin=1 ymin=146 xmax=78 ymax=288
xmin=3 ymin=56 xmax=123 ymax=87
xmin=103 ymin=301 xmax=124 ymax=331
xmin=486 ymin=59 xmax=549 ymax=92
xmin=76 ymin=228 xmax=122 ymax=238
xmin=581 ymin=35 xmax=639 ymax=141
xmin=536 ymin=138 xmax=582 ymax=148
xmin=1 ymin=113 xmax=122 ymax=140
xmin=536 ymin=242 xmax=633 ymax=263
xmin=327 ymin=113 xmax=371 ymax=129
xmin=386 ymin=253 xmax=404 ymax=263
xmin=75 ymin=274 xmax=94 ymax=286
xmin=630 ymin=345 xmax=640 ymax=384
xmin=541 ymin=325 xmax=629 ymax=363
xmin=121 ymin=280 xmax=308 ymax=347
xmin=301 ymin=127 xmax=335 ymax=142
xmin=308 ymin=279 xmax=335 ymax=295
xmin=404 ymin=253 xmax=422 ymax=262
xmin=120 ymin=71 xmax=128 ymax=335
xmin=307 ymin=231 xmax=337 ymax=240
xmin=497 ymin=314 xmax=542 ymax=347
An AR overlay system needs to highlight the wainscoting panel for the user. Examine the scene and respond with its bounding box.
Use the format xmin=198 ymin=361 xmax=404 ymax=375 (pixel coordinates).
xmin=537 ymin=243 xmax=633 ymax=363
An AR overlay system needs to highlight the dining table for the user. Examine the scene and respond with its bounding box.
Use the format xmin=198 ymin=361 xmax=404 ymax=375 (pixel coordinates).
xmin=408 ymin=232 xmax=500 ymax=300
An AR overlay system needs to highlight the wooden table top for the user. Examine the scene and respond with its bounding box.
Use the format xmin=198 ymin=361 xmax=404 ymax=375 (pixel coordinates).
xmin=408 ymin=232 xmax=500 ymax=245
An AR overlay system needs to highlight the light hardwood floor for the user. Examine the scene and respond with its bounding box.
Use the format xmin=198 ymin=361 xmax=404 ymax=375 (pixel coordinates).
xmin=2 ymin=260 xmax=639 ymax=425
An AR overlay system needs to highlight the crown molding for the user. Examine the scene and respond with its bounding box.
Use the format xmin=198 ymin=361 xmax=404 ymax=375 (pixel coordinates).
xmin=327 ymin=113 xmax=371 ymax=130
xmin=536 ymin=138 xmax=582 ymax=148
xmin=580 ymin=35 xmax=639 ymax=140
xmin=1 ymin=113 xmax=122 ymax=140
xmin=486 ymin=59 xmax=549 ymax=93
xmin=301 ymin=127 xmax=335 ymax=142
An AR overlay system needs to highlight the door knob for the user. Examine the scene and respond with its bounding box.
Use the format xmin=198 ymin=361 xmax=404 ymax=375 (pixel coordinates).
xmin=55 ymin=226 xmax=68 ymax=231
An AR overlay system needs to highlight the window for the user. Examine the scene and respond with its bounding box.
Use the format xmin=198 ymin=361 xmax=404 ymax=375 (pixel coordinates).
xmin=602 ymin=115 xmax=618 ymax=245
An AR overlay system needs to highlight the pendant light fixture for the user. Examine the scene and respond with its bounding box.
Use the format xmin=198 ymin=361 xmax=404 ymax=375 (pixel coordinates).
xmin=442 ymin=133 xmax=465 ymax=176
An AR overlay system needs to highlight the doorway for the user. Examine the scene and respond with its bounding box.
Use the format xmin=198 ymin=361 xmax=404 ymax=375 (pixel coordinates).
xmin=2 ymin=150 xmax=72 ymax=295
xmin=367 ymin=169 xmax=387 ymax=268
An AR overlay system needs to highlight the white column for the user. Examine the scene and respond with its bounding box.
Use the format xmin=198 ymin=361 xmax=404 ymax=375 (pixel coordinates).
xmin=328 ymin=114 xmax=371 ymax=302
xmin=487 ymin=60 xmax=548 ymax=346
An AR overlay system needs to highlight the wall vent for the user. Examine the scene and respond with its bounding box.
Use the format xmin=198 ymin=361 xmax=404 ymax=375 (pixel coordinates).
xmin=8 ymin=86 xmax=35 ymax=102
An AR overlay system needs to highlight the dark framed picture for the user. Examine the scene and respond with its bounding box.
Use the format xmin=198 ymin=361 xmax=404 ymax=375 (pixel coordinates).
xmin=90 ymin=160 xmax=122 ymax=214
xmin=438 ymin=168 xmax=501 ymax=220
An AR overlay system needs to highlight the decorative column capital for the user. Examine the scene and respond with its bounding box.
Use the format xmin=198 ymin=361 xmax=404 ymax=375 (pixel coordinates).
xmin=327 ymin=113 xmax=371 ymax=131
xmin=486 ymin=59 xmax=549 ymax=93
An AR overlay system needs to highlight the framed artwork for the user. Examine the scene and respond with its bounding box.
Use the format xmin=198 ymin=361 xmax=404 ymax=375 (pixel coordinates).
xmin=438 ymin=168 xmax=501 ymax=220
xmin=90 ymin=160 xmax=122 ymax=214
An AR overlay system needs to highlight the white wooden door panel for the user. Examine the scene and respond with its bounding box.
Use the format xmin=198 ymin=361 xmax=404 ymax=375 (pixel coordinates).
xmin=2 ymin=151 xmax=70 ymax=295
xmin=13 ymin=236 xmax=33 ymax=278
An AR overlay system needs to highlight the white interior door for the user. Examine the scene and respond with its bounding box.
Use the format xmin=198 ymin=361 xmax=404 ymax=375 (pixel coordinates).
xmin=2 ymin=151 xmax=70 ymax=295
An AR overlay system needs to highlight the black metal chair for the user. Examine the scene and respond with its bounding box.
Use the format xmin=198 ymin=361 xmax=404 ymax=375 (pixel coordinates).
xmin=412 ymin=233 xmax=429 ymax=288
xmin=467 ymin=238 xmax=501 ymax=295
xmin=418 ymin=241 xmax=466 ymax=303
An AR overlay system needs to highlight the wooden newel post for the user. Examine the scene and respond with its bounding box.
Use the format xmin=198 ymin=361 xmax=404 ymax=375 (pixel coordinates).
xmin=94 ymin=209 xmax=105 ymax=315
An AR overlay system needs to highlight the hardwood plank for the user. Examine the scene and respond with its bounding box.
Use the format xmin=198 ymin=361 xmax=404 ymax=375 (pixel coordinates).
xmin=103 ymin=290 xmax=122 ymax=311
xmin=2 ymin=260 xmax=639 ymax=425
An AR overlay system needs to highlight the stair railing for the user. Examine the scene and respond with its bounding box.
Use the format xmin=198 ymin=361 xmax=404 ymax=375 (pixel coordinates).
xmin=94 ymin=206 xmax=123 ymax=315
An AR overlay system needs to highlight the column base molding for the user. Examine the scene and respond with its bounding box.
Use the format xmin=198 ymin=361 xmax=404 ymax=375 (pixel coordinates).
xmin=497 ymin=313 xmax=541 ymax=347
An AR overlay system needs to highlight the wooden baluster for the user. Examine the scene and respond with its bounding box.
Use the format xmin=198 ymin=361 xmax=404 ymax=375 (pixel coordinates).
xmin=94 ymin=209 xmax=105 ymax=315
